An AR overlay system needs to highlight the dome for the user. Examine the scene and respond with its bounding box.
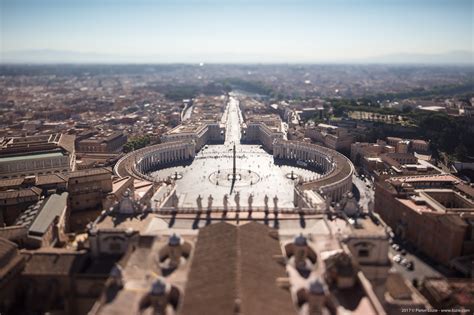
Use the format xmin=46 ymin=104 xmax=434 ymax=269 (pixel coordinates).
xmin=169 ymin=233 xmax=181 ymax=246
xmin=151 ymin=279 xmax=167 ymax=296
xmin=294 ymin=234 xmax=307 ymax=246
xmin=110 ymin=264 xmax=123 ymax=279
xmin=309 ymin=279 xmax=325 ymax=295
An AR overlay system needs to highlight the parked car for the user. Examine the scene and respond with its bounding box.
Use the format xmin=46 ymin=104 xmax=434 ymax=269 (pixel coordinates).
xmin=405 ymin=261 xmax=415 ymax=271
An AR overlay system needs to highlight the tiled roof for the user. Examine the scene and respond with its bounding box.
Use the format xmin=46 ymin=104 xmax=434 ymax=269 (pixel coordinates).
xmin=0 ymin=186 xmax=42 ymax=200
xmin=35 ymin=173 xmax=68 ymax=185
xmin=0 ymin=177 xmax=24 ymax=189
xmin=180 ymin=222 xmax=295 ymax=315
xmin=68 ymin=167 xmax=112 ymax=179
xmin=21 ymin=250 xmax=87 ymax=276
xmin=0 ymin=226 xmax=28 ymax=242
xmin=0 ymin=237 xmax=24 ymax=280
xmin=28 ymin=192 xmax=68 ymax=236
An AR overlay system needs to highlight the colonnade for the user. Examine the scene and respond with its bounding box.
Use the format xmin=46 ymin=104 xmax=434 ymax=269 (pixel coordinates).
xmin=114 ymin=141 xmax=195 ymax=179
xmin=137 ymin=144 xmax=194 ymax=174
xmin=273 ymin=140 xmax=333 ymax=173
xmin=273 ymin=140 xmax=354 ymax=201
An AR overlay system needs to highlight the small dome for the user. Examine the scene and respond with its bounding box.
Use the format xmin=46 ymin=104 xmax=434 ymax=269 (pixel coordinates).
xmin=168 ymin=233 xmax=181 ymax=246
xmin=110 ymin=264 xmax=123 ymax=279
xmin=151 ymin=279 xmax=167 ymax=296
xmin=309 ymin=279 xmax=325 ymax=295
xmin=294 ymin=234 xmax=307 ymax=246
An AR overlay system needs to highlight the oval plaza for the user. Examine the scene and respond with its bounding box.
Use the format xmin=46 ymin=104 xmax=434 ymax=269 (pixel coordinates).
xmin=114 ymin=96 xmax=354 ymax=212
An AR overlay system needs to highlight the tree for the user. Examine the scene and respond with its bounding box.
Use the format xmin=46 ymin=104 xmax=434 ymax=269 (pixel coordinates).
xmin=332 ymin=105 xmax=345 ymax=117
xmin=455 ymin=144 xmax=468 ymax=161
xmin=402 ymin=105 xmax=413 ymax=114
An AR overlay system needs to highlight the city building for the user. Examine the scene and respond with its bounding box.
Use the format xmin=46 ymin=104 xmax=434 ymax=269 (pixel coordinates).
xmin=305 ymin=123 xmax=354 ymax=151
xmin=18 ymin=249 xmax=113 ymax=315
xmin=162 ymin=121 xmax=224 ymax=152
xmin=68 ymin=168 xmax=113 ymax=212
xmin=0 ymin=186 xmax=43 ymax=226
xmin=14 ymin=192 xmax=69 ymax=248
xmin=351 ymin=139 xmax=438 ymax=178
xmin=420 ymin=277 xmax=474 ymax=312
xmin=351 ymin=140 xmax=396 ymax=172
xmin=0 ymin=237 xmax=25 ymax=312
xmin=242 ymin=114 xmax=285 ymax=152
xmin=385 ymin=137 xmax=430 ymax=154
xmin=76 ymin=131 xmax=127 ymax=153
xmin=375 ymin=175 xmax=474 ymax=266
xmin=0 ymin=134 xmax=76 ymax=179
xmin=298 ymin=106 xmax=324 ymax=120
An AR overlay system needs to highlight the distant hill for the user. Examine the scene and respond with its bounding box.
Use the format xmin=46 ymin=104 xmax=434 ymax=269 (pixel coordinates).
xmin=0 ymin=50 xmax=133 ymax=64
xmin=365 ymin=51 xmax=473 ymax=65
xmin=1 ymin=49 xmax=473 ymax=65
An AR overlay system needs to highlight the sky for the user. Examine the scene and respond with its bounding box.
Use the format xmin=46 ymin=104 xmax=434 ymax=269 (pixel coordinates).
xmin=0 ymin=0 xmax=473 ymax=63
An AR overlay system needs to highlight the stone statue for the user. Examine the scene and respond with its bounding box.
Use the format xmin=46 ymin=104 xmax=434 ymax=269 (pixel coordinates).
xmin=171 ymin=193 xmax=179 ymax=209
xmin=325 ymin=195 xmax=332 ymax=212
xmin=298 ymin=197 xmax=304 ymax=211
xmin=248 ymin=194 xmax=254 ymax=211
xmin=234 ymin=191 xmax=240 ymax=211
xmin=196 ymin=195 xmax=203 ymax=212
xmin=139 ymin=278 xmax=179 ymax=315
xmin=273 ymin=195 xmax=279 ymax=210
xmin=207 ymin=194 xmax=214 ymax=211
xmin=223 ymin=194 xmax=229 ymax=211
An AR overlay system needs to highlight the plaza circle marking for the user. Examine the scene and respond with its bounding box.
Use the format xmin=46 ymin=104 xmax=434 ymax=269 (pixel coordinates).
xmin=208 ymin=168 xmax=261 ymax=187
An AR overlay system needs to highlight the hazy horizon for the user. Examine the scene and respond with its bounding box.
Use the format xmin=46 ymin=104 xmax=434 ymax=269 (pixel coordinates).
xmin=1 ymin=0 xmax=473 ymax=64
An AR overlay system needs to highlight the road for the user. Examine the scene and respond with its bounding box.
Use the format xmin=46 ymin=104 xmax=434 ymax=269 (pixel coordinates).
xmin=224 ymin=96 xmax=243 ymax=144
xmin=181 ymin=102 xmax=194 ymax=121
xmin=352 ymin=174 xmax=374 ymax=212
xmin=389 ymin=245 xmax=442 ymax=283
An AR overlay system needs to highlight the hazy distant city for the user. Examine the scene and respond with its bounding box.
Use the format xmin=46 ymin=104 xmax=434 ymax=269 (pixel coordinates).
xmin=1 ymin=0 xmax=473 ymax=314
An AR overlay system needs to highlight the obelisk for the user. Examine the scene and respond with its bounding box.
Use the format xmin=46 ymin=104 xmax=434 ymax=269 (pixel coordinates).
xmin=232 ymin=143 xmax=236 ymax=177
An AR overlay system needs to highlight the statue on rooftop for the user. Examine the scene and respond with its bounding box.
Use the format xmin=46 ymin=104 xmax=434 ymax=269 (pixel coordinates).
xmin=223 ymin=194 xmax=229 ymax=211
xmin=196 ymin=195 xmax=203 ymax=212
xmin=248 ymin=194 xmax=254 ymax=211
xmin=207 ymin=194 xmax=214 ymax=211
xmin=139 ymin=278 xmax=180 ymax=315
xmin=264 ymin=194 xmax=269 ymax=213
xmin=171 ymin=193 xmax=179 ymax=209
xmin=285 ymin=234 xmax=317 ymax=271
xmin=234 ymin=191 xmax=240 ymax=211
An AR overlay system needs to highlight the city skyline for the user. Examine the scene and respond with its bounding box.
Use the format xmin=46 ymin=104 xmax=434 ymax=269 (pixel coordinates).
xmin=1 ymin=0 xmax=473 ymax=64
xmin=1 ymin=1 xmax=474 ymax=313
